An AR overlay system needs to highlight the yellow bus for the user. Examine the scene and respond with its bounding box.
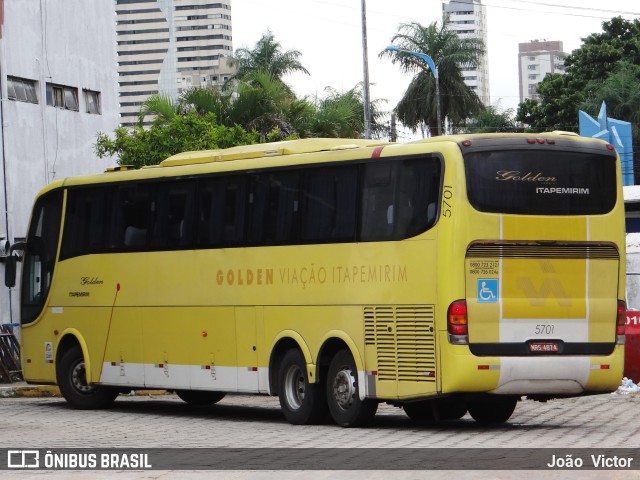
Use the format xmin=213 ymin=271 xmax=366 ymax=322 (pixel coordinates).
xmin=5 ymin=133 xmax=626 ymax=427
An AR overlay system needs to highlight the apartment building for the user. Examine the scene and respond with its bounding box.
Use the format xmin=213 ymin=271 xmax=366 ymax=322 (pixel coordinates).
xmin=0 ymin=0 xmax=119 ymax=325
xmin=518 ymin=40 xmax=567 ymax=102
xmin=116 ymin=0 xmax=234 ymax=127
xmin=442 ymin=0 xmax=490 ymax=105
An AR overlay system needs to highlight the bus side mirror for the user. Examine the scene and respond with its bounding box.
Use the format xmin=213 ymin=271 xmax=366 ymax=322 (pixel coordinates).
xmin=3 ymin=241 xmax=25 ymax=288
xmin=4 ymin=255 xmax=17 ymax=288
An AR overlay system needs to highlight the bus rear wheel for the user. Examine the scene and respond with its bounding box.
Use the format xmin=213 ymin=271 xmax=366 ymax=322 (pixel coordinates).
xmin=278 ymin=349 xmax=327 ymax=425
xmin=403 ymin=401 xmax=435 ymax=424
xmin=57 ymin=345 xmax=118 ymax=409
xmin=404 ymin=398 xmax=466 ymax=423
xmin=326 ymin=349 xmax=377 ymax=427
xmin=468 ymin=396 xmax=517 ymax=424
xmin=176 ymin=390 xmax=226 ymax=406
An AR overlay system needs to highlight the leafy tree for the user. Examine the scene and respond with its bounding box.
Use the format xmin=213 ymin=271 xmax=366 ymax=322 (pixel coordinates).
xmin=580 ymin=62 xmax=640 ymax=124
xmin=515 ymin=98 xmax=544 ymax=131
xmin=98 ymin=32 xmax=390 ymax=166
xmin=456 ymin=105 xmax=518 ymax=134
xmin=95 ymin=112 xmax=258 ymax=168
xmin=517 ymin=17 xmax=640 ymax=132
xmin=302 ymin=85 xmax=388 ymax=139
xmin=229 ymin=31 xmax=309 ymax=91
xmin=380 ymin=21 xmax=485 ymax=136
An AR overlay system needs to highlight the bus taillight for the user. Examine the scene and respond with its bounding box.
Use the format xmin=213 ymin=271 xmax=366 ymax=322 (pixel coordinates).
xmin=617 ymin=300 xmax=626 ymax=344
xmin=448 ymin=300 xmax=469 ymax=345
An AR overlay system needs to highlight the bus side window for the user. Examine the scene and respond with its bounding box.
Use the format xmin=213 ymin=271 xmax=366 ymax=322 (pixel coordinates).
xmin=397 ymin=158 xmax=442 ymax=237
xmin=248 ymin=171 xmax=301 ymax=245
xmin=301 ymin=166 xmax=357 ymax=242
xmin=61 ymin=188 xmax=108 ymax=259
xmin=360 ymin=162 xmax=396 ymax=241
xmin=198 ymin=176 xmax=246 ymax=248
xmin=152 ymin=181 xmax=195 ymax=249
xmin=111 ymin=185 xmax=151 ymax=250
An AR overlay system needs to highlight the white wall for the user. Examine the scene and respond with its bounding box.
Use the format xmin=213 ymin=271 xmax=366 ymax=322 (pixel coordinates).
xmin=0 ymin=0 xmax=120 ymax=325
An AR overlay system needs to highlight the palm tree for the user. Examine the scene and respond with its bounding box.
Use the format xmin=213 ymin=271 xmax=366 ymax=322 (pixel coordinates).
xmin=304 ymin=85 xmax=388 ymax=139
xmin=229 ymin=31 xmax=309 ymax=93
xmin=380 ymin=21 xmax=485 ymax=136
xmin=137 ymin=93 xmax=179 ymax=125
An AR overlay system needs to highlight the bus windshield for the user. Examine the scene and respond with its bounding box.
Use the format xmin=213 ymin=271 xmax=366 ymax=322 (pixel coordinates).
xmin=464 ymin=149 xmax=617 ymax=215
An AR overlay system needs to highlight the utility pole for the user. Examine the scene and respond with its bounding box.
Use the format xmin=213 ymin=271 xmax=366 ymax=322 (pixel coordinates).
xmin=361 ymin=0 xmax=372 ymax=139
xmin=390 ymin=112 xmax=397 ymax=142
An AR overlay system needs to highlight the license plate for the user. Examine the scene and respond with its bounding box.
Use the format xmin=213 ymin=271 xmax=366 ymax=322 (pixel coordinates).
xmin=528 ymin=341 xmax=559 ymax=353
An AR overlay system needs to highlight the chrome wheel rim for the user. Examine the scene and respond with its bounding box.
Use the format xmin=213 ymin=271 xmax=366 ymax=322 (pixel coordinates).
xmin=284 ymin=364 xmax=305 ymax=410
xmin=71 ymin=360 xmax=92 ymax=394
xmin=332 ymin=367 xmax=355 ymax=411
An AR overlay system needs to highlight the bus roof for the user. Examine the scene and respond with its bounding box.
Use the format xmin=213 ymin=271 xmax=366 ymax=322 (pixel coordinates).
xmin=160 ymin=138 xmax=391 ymax=167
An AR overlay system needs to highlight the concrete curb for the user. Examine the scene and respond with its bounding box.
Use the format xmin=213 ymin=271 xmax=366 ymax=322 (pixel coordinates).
xmin=0 ymin=383 xmax=169 ymax=398
xmin=0 ymin=384 xmax=61 ymax=398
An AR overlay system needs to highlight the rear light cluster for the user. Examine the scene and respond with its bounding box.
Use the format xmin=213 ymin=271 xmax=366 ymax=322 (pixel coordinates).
xmin=526 ymin=138 xmax=555 ymax=145
xmin=616 ymin=300 xmax=626 ymax=345
xmin=448 ymin=300 xmax=469 ymax=345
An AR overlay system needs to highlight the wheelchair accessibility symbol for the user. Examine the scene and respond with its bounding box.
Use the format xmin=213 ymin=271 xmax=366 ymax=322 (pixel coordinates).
xmin=477 ymin=279 xmax=498 ymax=303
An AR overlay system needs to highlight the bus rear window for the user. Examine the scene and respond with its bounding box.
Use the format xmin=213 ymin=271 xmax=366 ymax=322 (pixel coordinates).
xmin=464 ymin=150 xmax=617 ymax=215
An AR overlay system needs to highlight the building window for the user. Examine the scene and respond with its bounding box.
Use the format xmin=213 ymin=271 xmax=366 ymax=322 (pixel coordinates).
xmin=46 ymin=83 xmax=79 ymax=111
xmin=528 ymin=56 xmax=536 ymax=61
xmin=527 ymin=64 xmax=537 ymax=70
xmin=7 ymin=77 xmax=38 ymax=104
xmin=528 ymin=74 xmax=538 ymax=80
xmin=84 ymin=90 xmax=101 ymax=114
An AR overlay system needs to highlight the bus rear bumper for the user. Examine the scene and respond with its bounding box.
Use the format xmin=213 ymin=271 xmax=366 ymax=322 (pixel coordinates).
xmin=441 ymin=346 xmax=624 ymax=396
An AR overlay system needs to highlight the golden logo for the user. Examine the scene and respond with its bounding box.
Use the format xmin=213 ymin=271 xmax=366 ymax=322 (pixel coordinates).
xmin=496 ymin=171 xmax=557 ymax=183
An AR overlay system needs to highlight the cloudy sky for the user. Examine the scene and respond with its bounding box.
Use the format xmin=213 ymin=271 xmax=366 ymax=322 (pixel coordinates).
xmin=231 ymin=0 xmax=639 ymax=138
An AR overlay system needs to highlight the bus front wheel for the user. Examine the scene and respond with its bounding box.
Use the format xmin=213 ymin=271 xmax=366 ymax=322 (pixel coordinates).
xmin=278 ymin=349 xmax=327 ymax=425
xmin=57 ymin=345 xmax=118 ymax=409
xmin=468 ymin=396 xmax=517 ymax=424
xmin=176 ymin=390 xmax=226 ymax=406
xmin=326 ymin=349 xmax=377 ymax=427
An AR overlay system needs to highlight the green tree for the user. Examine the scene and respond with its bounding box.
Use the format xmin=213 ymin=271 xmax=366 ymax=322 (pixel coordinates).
xmin=517 ymin=17 xmax=640 ymax=132
xmin=456 ymin=105 xmax=518 ymax=134
xmin=95 ymin=111 xmax=258 ymax=168
xmin=380 ymin=21 xmax=485 ymax=136
xmin=580 ymin=62 xmax=640 ymax=124
xmin=229 ymin=31 xmax=309 ymax=91
xmin=99 ymin=31 xmax=391 ymax=165
xmin=302 ymin=85 xmax=388 ymax=139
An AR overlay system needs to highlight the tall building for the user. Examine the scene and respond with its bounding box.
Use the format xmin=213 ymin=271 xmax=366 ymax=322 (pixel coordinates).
xmin=0 ymin=0 xmax=119 ymax=325
xmin=442 ymin=0 xmax=490 ymax=105
xmin=116 ymin=0 xmax=234 ymax=127
xmin=518 ymin=40 xmax=567 ymax=102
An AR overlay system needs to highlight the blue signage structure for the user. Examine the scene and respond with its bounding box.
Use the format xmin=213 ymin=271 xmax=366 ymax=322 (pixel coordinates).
xmin=579 ymin=101 xmax=634 ymax=186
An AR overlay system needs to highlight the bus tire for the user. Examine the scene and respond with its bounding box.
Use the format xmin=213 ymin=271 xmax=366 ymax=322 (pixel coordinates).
xmin=468 ymin=396 xmax=517 ymax=424
xmin=437 ymin=398 xmax=467 ymax=420
xmin=278 ymin=349 xmax=327 ymax=425
xmin=175 ymin=390 xmax=226 ymax=406
xmin=403 ymin=400 xmax=436 ymax=424
xmin=326 ymin=349 xmax=377 ymax=427
xmin=57 ymin=345 xmax=118 ymax=409
xmin=404 ymin=398 xmax=467 ymax=423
